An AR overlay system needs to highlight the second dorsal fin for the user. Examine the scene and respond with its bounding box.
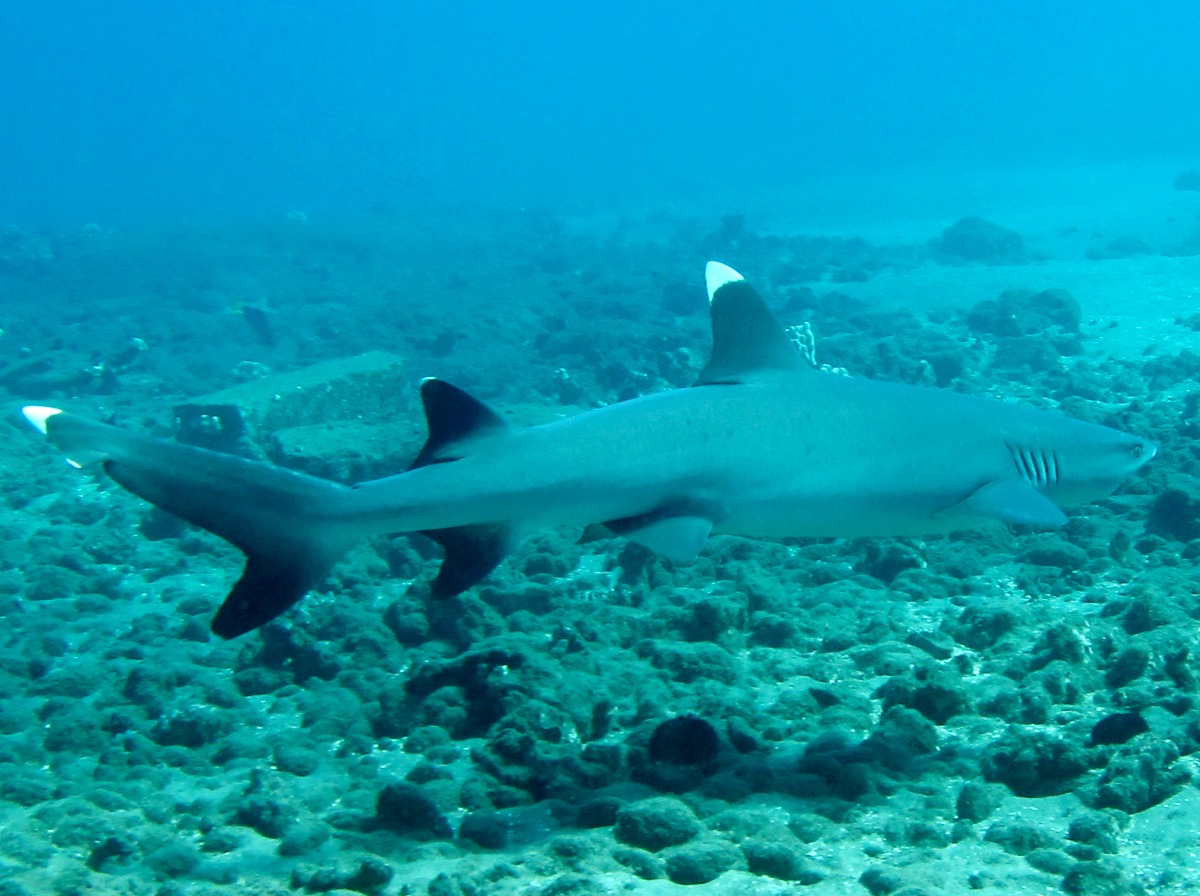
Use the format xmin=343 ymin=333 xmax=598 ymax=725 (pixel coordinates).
xmin=410 ymin=378 xmax=508 ymax=469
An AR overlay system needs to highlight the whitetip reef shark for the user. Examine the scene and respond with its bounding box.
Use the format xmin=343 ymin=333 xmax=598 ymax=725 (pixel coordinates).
xmin=22 ymin=262 xmax=1155 ymax=638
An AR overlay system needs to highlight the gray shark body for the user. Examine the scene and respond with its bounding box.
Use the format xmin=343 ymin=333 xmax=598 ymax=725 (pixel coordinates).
xmin=23 ymin=263 xmax=1155 ymax=638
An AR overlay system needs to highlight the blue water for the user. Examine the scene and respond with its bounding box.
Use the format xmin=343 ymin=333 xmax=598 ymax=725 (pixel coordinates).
xmin=3 ymin=0 xmax=1198 ymax=228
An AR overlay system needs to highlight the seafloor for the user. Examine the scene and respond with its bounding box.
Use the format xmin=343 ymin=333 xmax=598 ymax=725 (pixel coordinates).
xmin=2 ymin=167 xmax=1200 ymax=895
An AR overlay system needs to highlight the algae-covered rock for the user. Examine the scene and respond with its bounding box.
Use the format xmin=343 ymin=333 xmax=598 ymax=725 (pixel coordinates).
xmin=956 ymin=781 xmax=1002 ymax=823
xmin=742 ymin=838 xmax=822 ymax=882
xmin=932 ymin=217 xmax=1026 ymax=264
xmin=663 ymin=837 xmax=743 ymax=885
xmin=981 ymin=727 xmax=1089 ymax=797
xmin=613 ymin=797 xmax=701 ymax=851
xmin=1088 ymin=737 xmax=1187 ymax=813
xmin=374 ymin=781 xmax=453 ymax=839
xmin=173 ymin=350 xmax=411 ymax=460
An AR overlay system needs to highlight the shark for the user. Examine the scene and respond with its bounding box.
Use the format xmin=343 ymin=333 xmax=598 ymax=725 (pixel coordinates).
xmin=22 ymin=262 xmax=1155 ymax=639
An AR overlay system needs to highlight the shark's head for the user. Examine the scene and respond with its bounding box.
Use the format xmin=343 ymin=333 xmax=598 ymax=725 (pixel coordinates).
xmin=1011 ymin=419 xmax=1156 ymax=504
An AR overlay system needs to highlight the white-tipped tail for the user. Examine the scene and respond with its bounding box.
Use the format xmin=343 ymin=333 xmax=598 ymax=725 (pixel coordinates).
xmin=705 ymin=261 xmax=743 ymax=302
xmin=22 ymin=406 xmax=62 ymax=435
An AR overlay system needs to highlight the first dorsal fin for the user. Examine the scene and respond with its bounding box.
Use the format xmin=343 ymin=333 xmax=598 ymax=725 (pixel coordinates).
xmin=411 ymin=378 xmax=508 ymax=469
xmin=697 ymin=261 xmax=803 ymax=385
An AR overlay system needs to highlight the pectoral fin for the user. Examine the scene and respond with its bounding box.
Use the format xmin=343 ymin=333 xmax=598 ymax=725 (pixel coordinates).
xmin=940 ymin=480 xmax=1068 ymax=527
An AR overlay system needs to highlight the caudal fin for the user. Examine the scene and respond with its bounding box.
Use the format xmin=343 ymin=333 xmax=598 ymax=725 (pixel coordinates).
xmin=23 ymin=407 xmax=356 ymax=638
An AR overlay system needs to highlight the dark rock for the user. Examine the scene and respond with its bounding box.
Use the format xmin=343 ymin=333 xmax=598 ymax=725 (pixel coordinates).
xmin=613 ymin=797 xmax=700 ymax=852
xmin=932 ymin=217 xmax=1026 ymax=264
xmin=648 ymin=716 xmax=721 ymax=767
xmin=1090 ymin=712 xmax=1149 ymax=746
xmin=374 ymin=781 xmax=452 ymax=839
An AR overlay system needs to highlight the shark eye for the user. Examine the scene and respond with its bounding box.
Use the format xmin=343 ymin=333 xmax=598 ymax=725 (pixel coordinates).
xmin=1131 ymin=443 xmax=1145 ymax=458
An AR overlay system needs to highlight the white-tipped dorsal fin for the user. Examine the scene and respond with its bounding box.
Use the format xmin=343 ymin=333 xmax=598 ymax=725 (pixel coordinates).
xmin=705 ymin=261 xmax=744 ymax=302
xmin=697 ymin=263 xmax=803 ymax=385
xmin=22 ymin=406 xmax=62 ymax=435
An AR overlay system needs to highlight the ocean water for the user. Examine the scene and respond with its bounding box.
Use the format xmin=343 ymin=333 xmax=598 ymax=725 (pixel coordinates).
xmin=1 ymin=2 xmax=1199 ymax=894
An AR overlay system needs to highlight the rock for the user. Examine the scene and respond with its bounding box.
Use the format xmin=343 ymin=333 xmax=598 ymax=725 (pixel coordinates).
xmin=932 ymin=217 xmax=1026 ymax=264
xmin=1086 ymin=235 xmax=1153 ymax=261
xmin=1145 ymin=487 xmax=1200 ymax=541
xmin=956 ymin=782 xmax=1002 ymax=823
xmin=172 ymin=350 xmax=413 ymax=467
xmin=946 ymin=603 xmax=1019 ymax=650
xmin=1068 ymin=812 xmax=1121 ymax=855
xmin=1062 ymin=859 xmax=1143 ymax=895
xmin=1173 ymin=170 xmax=1200 ymax=192
xmin=278 ymin=821 xmax=330 ymax=857
xmin=374 ymin=781 xmax=452 ymax=839
xmin=648 ymin=716 xmax=721 ymax=767
xmin=235 ymin=793 xmax=296 ymax=839
xmin=742 ymin=838 xmax=821 ymax=883
xmin=1089 ymin=737 xmax=1187 ymax=813
xmin=983 ymin=821 xmax=1058 ymax=855
xmin=966 ymin=287 xmax=1081 ymax=338
xmin=981 ymin=727 xmax=1089 ymax=797
xmin=877 ymin=667 xmax=971 ymax=726
xmin=860 ymin=542 xmax=923 ymax=583
xmin=1019 ymin=536 xmax=1090 ymax=570
xmin=663 ymin=838 xmax=743 ymax=885
xmin=860 ymin=866 xmax=905 ymax=895
xmin=862 ymin=706 xmax=939 ymax=768
xmin=613 ymin=797 xmax=701 ymax=852
xmin=1026 ymin=848 xmax=1074 ymax=874
xmin=638 ymin=641 xmax=739 ymax=684
xmin=1105 ymin=644 xmax=1151 ymax=688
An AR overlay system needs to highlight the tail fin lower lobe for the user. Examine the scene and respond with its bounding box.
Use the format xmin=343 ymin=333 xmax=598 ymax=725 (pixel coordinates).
xmin=35 ymin=411 xmax=354 ymax=638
